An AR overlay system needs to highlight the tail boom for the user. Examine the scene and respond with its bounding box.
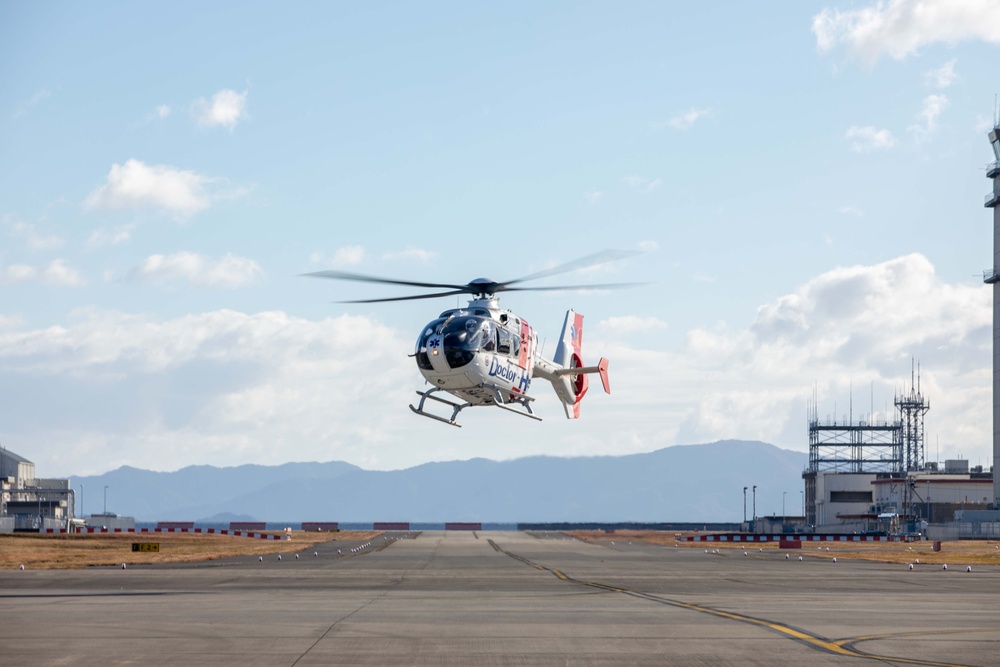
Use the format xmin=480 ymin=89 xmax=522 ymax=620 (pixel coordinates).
xmin=533 ymin=310 xmax=610 ymax=419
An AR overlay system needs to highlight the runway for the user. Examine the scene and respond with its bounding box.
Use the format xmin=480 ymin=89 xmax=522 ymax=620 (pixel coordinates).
xmin=0 ymin=531 xmax=996 ymax=666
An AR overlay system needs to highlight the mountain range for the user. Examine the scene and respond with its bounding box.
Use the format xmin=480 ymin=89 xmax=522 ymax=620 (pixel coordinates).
xmin=72 ymin=440 xmax=807 ymax=523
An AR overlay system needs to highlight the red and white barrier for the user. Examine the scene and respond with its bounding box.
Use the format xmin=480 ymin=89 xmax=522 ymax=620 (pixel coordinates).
xmin=680 ymin=534 xmax=920 ymax=543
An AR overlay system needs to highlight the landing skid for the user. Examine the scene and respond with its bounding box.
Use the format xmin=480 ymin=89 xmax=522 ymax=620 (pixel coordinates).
xmin=409 ymin=388 xmax=469 ymax=427
xmin=409 ymin=385 xmax=543 ymax=427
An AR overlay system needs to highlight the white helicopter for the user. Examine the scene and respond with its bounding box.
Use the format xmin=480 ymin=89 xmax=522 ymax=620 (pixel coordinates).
xmin=305 ymin=251 xmax=635 ymax=427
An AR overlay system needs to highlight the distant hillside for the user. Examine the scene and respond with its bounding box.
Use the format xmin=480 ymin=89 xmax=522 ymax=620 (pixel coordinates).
xmin=72 ymin=440 xmax=806 ymax=523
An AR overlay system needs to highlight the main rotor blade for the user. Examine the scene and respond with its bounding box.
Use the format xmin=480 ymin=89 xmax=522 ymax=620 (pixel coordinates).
xmin=499 ymin=282 xmax=645 ymax=293
xmin=337 ymin=289 xmax=472 ymax=304
xmin=302 ymin=269 xmax=469 ymax=291
xmin=502 ymin=249 xmax=639 ymax=287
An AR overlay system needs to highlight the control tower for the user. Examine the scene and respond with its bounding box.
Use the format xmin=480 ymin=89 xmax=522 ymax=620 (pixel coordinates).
xmin=986 ymin=122 xmax=1000 ymax=508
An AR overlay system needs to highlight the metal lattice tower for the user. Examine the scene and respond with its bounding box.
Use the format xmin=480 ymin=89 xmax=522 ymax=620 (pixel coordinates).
xmin=895 ymin=365 xmax=930 ymax=472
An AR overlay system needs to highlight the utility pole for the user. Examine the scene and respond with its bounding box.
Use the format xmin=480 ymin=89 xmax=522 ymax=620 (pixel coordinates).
xmin=752 ymin=485 xmax=757 ymax=533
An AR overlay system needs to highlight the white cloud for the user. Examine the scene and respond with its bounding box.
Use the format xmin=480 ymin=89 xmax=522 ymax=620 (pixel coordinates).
xmin=589 ymin=254 xmax=990 ymax=467
xmin=84 ymin=159 xmax=243 ymax=217
xmin=654 ymin=107 xmax=712 ymax=131
xmin=839 ymin=205 xmax=865 ymax=216
xmin=908 ymin=94 xmax=950 ymax=140
xmin=813 ymin=0 xmax=1000 ymax=65
xmin=86 ymin=224 xmax=136 ymax=248
xmin=2 ymin=254 xmax=992 ymax=478
xmin=12 ymin=89 xmax=51 ymax=118
xmin=381 ymin=247 xmax=437 ymax=263
xmin=637 ymin=240 xmax=659 ymax=252
xmin=845 ymin=125 xmax=897 ymax=152
xmin=924 ymin=59 xmax=958 ymax=88
xmin=0 ymin=260 xmax=86 ymax=287
xmin=622 ymin=175 xmax=663 ymax=193
xmin=123 ymin=252 xmax=263 ymax=288
xmin=583 ymin=189 xmax=605 ymax=204
xmin=5 ymin=218 xmax=64 ymax=250
xmin=192 ymin=89 xmax=248 ymax=130
xmin=0 ymin=314 xmax=24 ymax=329
xmin=0 ymin=308 xmax=415 ymax=473
xmin=313 ymin=245 xmax=367 ymax=267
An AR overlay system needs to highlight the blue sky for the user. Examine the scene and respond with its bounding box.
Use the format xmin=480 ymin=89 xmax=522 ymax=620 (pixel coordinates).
xmin=1 ymin=1 xmax=999 ymax=512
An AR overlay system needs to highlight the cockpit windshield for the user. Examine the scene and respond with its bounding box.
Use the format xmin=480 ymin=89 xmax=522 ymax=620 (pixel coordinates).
xmin=415 ymin=313 xmax=496 ymax=369
xmin=442 ymin=316 xmax=495 ymax=352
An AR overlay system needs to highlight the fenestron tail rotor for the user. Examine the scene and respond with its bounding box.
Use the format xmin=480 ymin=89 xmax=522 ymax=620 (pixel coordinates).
xmin=302 ymin=250 xmax=641 ymax=302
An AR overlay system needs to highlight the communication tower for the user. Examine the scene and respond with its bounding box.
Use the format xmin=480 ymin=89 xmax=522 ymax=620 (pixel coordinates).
xmin=985 ymin=120 xmax=1000 ymax=508
xmin=894 ymin=364 xmax=929 ymax=472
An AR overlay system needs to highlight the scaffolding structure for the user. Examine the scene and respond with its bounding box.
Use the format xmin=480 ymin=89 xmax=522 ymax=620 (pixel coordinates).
xmin=807 ymin=408 xmax=902 ymax=474
xmin=804 ymin=369 xmax=932 ymax=528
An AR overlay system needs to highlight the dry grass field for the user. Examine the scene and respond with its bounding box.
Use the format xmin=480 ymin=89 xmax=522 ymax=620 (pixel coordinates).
xmin=0 ymin=530 xmax=381 ymax=570
xmin=569 ymin=530 xmax=1000 ymax=567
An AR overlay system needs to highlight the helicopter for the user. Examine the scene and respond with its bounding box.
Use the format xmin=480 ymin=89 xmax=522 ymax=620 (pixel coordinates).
xmin=304 ymin=251 xmax=635 ymax=427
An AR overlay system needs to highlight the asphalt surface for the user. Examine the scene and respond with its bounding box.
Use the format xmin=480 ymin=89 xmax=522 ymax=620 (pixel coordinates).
xmin=0 ymin=531 xmax=996 ymax=666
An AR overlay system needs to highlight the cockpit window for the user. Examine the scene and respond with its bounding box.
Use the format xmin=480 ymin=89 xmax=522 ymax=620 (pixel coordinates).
xmin=441 ymin=316 xmax=495 ymax=368
xmin=414 ymin=318 xmax=445 ymax=370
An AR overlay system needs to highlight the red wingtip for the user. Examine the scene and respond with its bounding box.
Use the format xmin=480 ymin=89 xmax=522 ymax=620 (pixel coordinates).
xmin=598 ymin=357 xmax=610 ymax=394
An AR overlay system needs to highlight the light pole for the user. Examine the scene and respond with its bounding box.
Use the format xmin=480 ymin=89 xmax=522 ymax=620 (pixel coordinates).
xmin=800 ymin=490 xmax=804 ymax=517
xmin=743 ymin=486 xmax=748 ymax=525
xmin=103 ymin=485 xmax=108 ymax=515
xmin=782 ymin=491 xmax=787 ymax=519
xmin=752 ymin=485 xmax=757 ymax=533
xmin=80 ymin=483 xmax=84 ymax=518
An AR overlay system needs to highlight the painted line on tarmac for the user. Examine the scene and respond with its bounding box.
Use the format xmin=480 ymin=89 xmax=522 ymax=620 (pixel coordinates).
xmin=487 ymin=539 xmax=973 ymax=667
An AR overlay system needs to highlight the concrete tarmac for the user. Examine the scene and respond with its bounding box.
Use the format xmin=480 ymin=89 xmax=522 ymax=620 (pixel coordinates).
xmin=0 ymin=531 xmax=996 ymax=666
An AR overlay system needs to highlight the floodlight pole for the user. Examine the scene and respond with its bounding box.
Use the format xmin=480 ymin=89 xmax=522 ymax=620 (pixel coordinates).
xmin=743 ymin=486 xmax=747 ymax=525
xmin=104 ymin=485 xmax=108 ymax=515
xmin=752 ymin=485 xmax=757 ymax=533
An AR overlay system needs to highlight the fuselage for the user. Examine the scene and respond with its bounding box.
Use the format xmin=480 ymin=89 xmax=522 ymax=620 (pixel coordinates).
xmin=413 ymin=298 xmax=537 ymax=405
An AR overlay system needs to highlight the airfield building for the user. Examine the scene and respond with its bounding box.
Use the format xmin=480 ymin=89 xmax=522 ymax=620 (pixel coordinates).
xmin=802 ymin=372 xmax=995 ymax=535
xmin=0 ymin=448 xmax=76 ymax=533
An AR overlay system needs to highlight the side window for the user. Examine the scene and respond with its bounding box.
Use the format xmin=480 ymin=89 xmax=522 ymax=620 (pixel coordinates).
xmin=497 ymin=328 xmax=511 ymax=354
xmin=511 ymin=334 xmax=520 ymax=358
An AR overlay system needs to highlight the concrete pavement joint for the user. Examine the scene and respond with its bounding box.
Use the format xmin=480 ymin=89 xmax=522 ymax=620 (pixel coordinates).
xmin=488 ymin=539 xmax=974 ymax=667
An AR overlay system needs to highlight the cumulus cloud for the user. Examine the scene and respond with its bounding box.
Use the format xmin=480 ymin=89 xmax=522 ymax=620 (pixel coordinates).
xmin=122 ymin=252 xmax=263 ymax=288
xmin=590 ymin=254 xmax=992 ymax=458
xmin=845 ymin=125 xmax=897 ymax=152
xmin=908 ymin=94 xmax=949 ymax=140
xmin=0 ymin=260 xmax=86 ymax=287
xmin=309 ymin=245 xmax=367 ymax=267
xmin=813 ymin=0 xmax=1000 ymax=65
xmin=5 ymin=218 xmax=64 ymax=250
xmin=583 ymin=189 xmax=605 ymax=204
xmin=655 ymin=107 xmax=712 ymax=130
xmin=84 ymin=159 xmax=243 ymax=218
xmin=924 ymin=59 xmax=958 ymax=88
xmin=192 ymin=89 xmax=248 ymax=130
xmin=0 ymin=308 xmax=415 ymax=473
xmin=86 ymin=224 xmax=136 ymax=248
